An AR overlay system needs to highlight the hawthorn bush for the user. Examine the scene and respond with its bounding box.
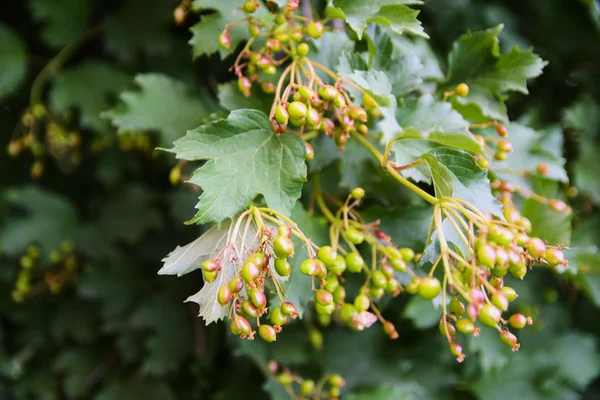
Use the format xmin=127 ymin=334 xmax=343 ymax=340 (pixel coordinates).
xmin=1 ymin=0 xmax=600 ymax=399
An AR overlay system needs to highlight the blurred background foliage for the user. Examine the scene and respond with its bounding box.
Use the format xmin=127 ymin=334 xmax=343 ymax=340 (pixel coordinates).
xmin=1 ymin=0 xmax=600 ymax=399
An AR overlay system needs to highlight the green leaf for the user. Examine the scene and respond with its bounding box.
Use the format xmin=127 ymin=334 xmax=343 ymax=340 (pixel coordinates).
xmin=50 ymin=61 xmax=131 ymax=135
xmin=30 ymin=0 xmax=91 ymax=47
xmin=102 ymin=0 xmax=175 ymax=62
xmin=563 ymin=95 xmax=600 ymax=138
xmin=312 ymin=31 xmax=355 ymax=80
xmin=103 ymin=74 xmax=217 ymax=146
xmin=422 ymin=148 xmax=502 ymax=215
xmin=362 ymin=205 xmax=432 ymax=250
xmin=53 ymin=349 xmax=99 ymax=398
xmin=0 ymin=24 xmax=27 ymax=100
xmin=404 ymin=296 xmax=440 ymax=329
xmin=447 ymin=25 xmax=546 ymax=121
xmin=347 ymin=385 xmax=428 ymax=400
xmin=189 ymin=0 xmax=270 ymax=58
xmin=168 ymin=109 xmax=307 ymax=224
xmin=218 ymin=82 xmax=272 ymax=114
xmin=0 ymin=186 xmax=78 ymax=256
xmin=326 ymin=1 xmax=427 ymax=40
xmin=523 ymin=200 xmax=572 ymax=246
xmin=574 ymin=143 xmax=600 ymax=203
xmin=94 ymin=378 xmax=176 ymax=400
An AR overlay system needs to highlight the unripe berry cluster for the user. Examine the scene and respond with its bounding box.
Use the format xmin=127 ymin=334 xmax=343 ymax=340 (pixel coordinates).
xmin=269 ymin=360 xmax=345 ymax=400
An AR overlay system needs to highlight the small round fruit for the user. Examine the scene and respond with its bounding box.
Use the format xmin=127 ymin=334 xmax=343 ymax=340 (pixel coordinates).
xmin=270 ymin=306 xmax=289 ymax=326
xmin=509 ymin=313 xmax=528 ymax=329
xmin=478 ymin=304 xmax=501 ymax=328
xmin=249 ymin=288 xmax=267 ymax=309
xmin=449 ymin=297 xmax=466 ymax=315
xmin=317 ymin=246 xmax=337 ymax=268
xmin=354 ymin=294 xmax=370 ymax=311
xmin=316 ymin=289 xmax=334 ymax=306
xmin=296 ymin=42 xmax=310 ymax=56
xmin=277 ymin=372 xmax=293 ymax=385
xmin=229 ymin=276 xmax=244 ymax=293
xmin=242 ymin=261 xmax=260 ymax=283
xmin=250 ymin=252 xmax=267 ymax=268
xmin=265 ymin=38 xmax=281 ymax=52
xmin=477 ymin=243 xmax=497 ymax=268
xmin=405 ymin=281 xmax=418 ymax=295
xmin=399 ymin=248 xmax=415 ymax=262
xmin=248 ymin=23 xmax=261 ymax=37
xmin=383 ymin=321 xmax=399 ymax=339
xmin=301 ymin=380 xmax=315 ymax=395
xmin=275 ymin=105 xmax=289 ymax=125
xmin=340 ymin=303 xmax=358 ymax=323
xmin=498 ymin=140 xmax=513 ymax=153
xmin=278 ymin=225 xmax=292 ymax=237
xmin=233 ymin=315 xmax=252 ymax=335
xmin=502 ymin=286 xmax=518 ymax=302
xmin=456 ymin=318 xmax=475 ymax=334
xmin=275 ymin=258 xmax=292 ymax=277
xmin=439 ymin=321 xmax=456 ymax=337
xmin=273 ymin=235 xmax=294 ymax=258
xmin=306 ymin=108 xmax=321 ymax=129
xmin=351 ymin=187 xmax=365 ymax=199
xmin=315 ymin=302 xmax=335 ymax=315
xmin=456 ymin=83 xmax=469 ymax=97
xmin=300 ymin=259 xmax=320 ymax=276
xmin=344 ymin=228 xmax=364 ymax=244
xmin=390 ymin=257 xmax=406 ymax=272
xmin=329 ymin=374 xmax=344 ymax=387
xmin=202 ymin=259 xmax=219 ymax=273
xmin=308 ymin=328 xmax=324 ymax=349
xmin=449 ymin=342 xmax=463 ymax=357
xmin=333 ymin=286 xmax=346 ymax=303
xmin=243 ymin=0 xmax=259 ymax=13
xmin=287 ymin=101 xmax=308 ymax=119
xmin=217 ymin=285 xmax=232 ymax=305
xmin=259 ymin=324 xmax=277 ymax=342
xmin=500 ymin=330 xmax=518 ymax=347
xmin=349 ymin=106 xmax=367 ymax=122
xmin=496 ymin=124 xmax=508 ymax=137
xmin=345 ymin=253 xmax=365 ymax=273
xmin=527 ymin=238 xmax=546 ymax=258
xmin=203 ymin=270 xmax=218 ymax=283
xmin=280 ymin=302 xmax=297 ymax=316
xmin=371 ymin=270 xmax=387 ymax=288
xmin=491 ymin=292 xmax=509 ymax=311
xmin=537 ymin=163 xmax=549 ymax=175
xmin=318 ymin=85 xmax=338 ymax=101
xmin=418 ymin=277 xmax=441 ymax=300
xmin=545 ymin=248 xmax=565 ymax=267
xmin=242 ymin=300 xmax=260 ymax=318
xmin=218 ymin=32 xmax=231 ymax=48
xmin=362 ymin=92 xmax=378 ymax=109
xmin=305 ymin=21 xmax=324 ymax=38
xmin=328 ymin=255 xmax=346 ymax=275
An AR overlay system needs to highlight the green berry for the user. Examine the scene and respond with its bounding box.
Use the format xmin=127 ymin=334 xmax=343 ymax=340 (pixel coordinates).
xmin=456 ymin=318 xmax=475 ymax=334
xmin=439 ymin=321 xmax=456 ymax=336
xmin=390 ymin=257 xmax=406 ymax=272
xmin=266 ymin=38 xmax=281 ymax=52
xmin=298 ymin=86 xmax=316 ymax=101
xmin=278 ymin=225 xmax=292 ymax=237
xmin=362 ymin=93 xmax=378 ymax=109
xmin=502 ymin=286 xmax=518 ymax=302
xmin=329 ymin=374 xmax=344 ymax=387
xmin=315 ymin=302 xmax=335 ymax=315
xmin=333 ymin=286 xmax=346 ymax=303
xmin=248 ymin=288 xmax=267 ymax=309
xmin=527 ymin=238 xmax=546 ymax=258
xmin=456 ymin=83 xmax=469 ymax=97
xmin=297 ymin=42 xmax=310 ymax=56
xmin=280 ymin=301 xmax=297 ymax=316
xmin=242 ymin=300 xmax=260 ymax=318
xmin=287 ymin=101 xmax=308 ymax=119
xmin=306 ymin=108 xmax=321 ymax=129
xmin=449 ymin=297 xmax=465 ymax=315
xmin=418 ymin=277 xmax=441 ymax=300
xmin=324 ymin=275 xmax=339 ymax=293
xmin=259 ymin=324 xmax=277 ymax=342
xmin=308 ymin=328 xmax=324 ymax=349
xmin=318 ymin=85 xmax=337 ymax=101
xmin=405 ymin=281 xmax=418 ymax=295
xmin=354 ymin=294 xmax=370 ymax=311
xmin=370 ymin=286 xmax=385 ymax=298
xmin=301 ymin=380 xmax=315 ymax=395
xmin=229 ymin=277 xmax=244 ymax=293
xmin=201 ymin=259 xmax=219 ymax=273
xmin=233 ymin=315 xmax=252 ymax=335
xmin=248 ymin=23 xmax=261 ymax=37
xmin=275 ymin=258 xmax=292 ymax=277
xmin=218 ymin=32 xmax=231 ymax=49
xmin=449 ymin=342 xmax=463 ymax=357
xmin=242 ymin=260 xmax=260 ymax=283
xmin=317 ymin=246 xmax=337 ymax=268
xmin=203 ymin=270 xmax=218 ymax=283
xmin=477 ymin=243 xmax=496 ymax=267
xmin=545 ymin=248 xmax=565 ymax=266
xmin=277 ymin=372 xmax=293 ymax=385
xmin=273 ymin=235 xmax=294 ymax=258
xmin=351 ymin=187 xmax=365 ymax=199
xmin=316 ymin=289 xmax=334 ymax=306
xmin=371 ymin=270 xmax=387 ymax=288
xmin=305 ymin=21 xmax=324 ymax=38
xmin=328 ymin=255 xmax=347 ymax=275
xmin=275 ymin=105 xmax=289 ymax=124
xmin=386 ymin=278 xmax=399 ymax=293
xmin=491 ymin=292 xmax=509 ymax=311
xmin=478 ymin=304 xmax=501 ymax=328
xmin=340 ymin=303 xmax=358 ymax=323
xmin=343 ymin=228 xmax=364 ymax=245
xmin=349 ymin=106 xmax=367 ymax=122
xmin=270 ymin=305 xmax=289 ymax=326
xmin=399 ymin=248 xmax=415 ymax=262
xmin=243 ymin=0 xmax=259 ymax=13
xmin=300 ymin=259 xmax=320 ymax=276
xmin=345 ymin=253 xmax=365 ymax=273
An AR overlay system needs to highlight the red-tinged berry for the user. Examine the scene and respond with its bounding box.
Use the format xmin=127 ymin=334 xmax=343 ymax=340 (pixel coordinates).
xmin=233 ymin=315 xmax=252 ymax=335
xmin=243 ymin=0 xmax=259 ymax=13
xmin=518 ymin=217 xmax=532 ymax=233
xmin=174 ymin=6 xmax=186 ymax=25
xmin=273 ymin=235 xmax=294 ymax=258
xmin=317 ymin=246 xmax=337 ymax=268
xmin=502 ymin=286 xmax=518 ymax=302
xmin=261 ymin=81 xmax=275 ymax=93
xmin=202 ymin=259 xmax=219 ymax=273
xmin=278 ymin=225 xmax=292 ymax=238
xmin=371 ymin=270 xmax=387 ymax=289
xmin=251 ymin=252 xmax=267 ymax=268
xmin=499 ymin=329 xmax=518 ymax=347
xmin=272 ymin=121 xmax=287 ymax=134
xmin=316 ymin=260 xmax=328 ymax=281
xmin=267 ymin=360 xmax=278 ymax=374
xmin=495 ymin=247 xmax=509 ymax=268
xmin=249 ymin=288 xmax=267 ymax=309
xmin=509 ymin=313 xmax=528 ymax=329
xmin=242 ymin=300 xmax=260 ymax=318
xmin=230 ymin=319 xmax=242 ymax=335
xmin=467 ymin=304 xmax=479 ymax=321
xmin=478 ymin=304 xmax=501 ymax=328
xmin=333 ymin=92 xmax=346 ymax=109
xmin=238 ymin=76 xmax=252 ymax=97
xmin=217 ymin=285 xmax=232 ymax=305
xmin=203 ymin=270 xmax=218 ymax=283
xmin=242 ymin=261 xmax=260 ymax=283
xmin=496 ymin=124 xmax=508 ymax=137
xmin=418 ymin=277 xmax=441 ymax=300
xmin=305 ymin=21 xmax=324 ymax=38
xmin=275 ymin=105 xmax=289 ymax=125
xmin=287 ymin=101 xmax=307 ymax=119
xmin=456 ymin=83 xmax=469 ymax=97
xmin=354 ymin=294 xmax=370 ymax=312
xmin=351 ymin=187 xmax=365 ymax=199
xmin=329 ymin=374 xmax=345 ymax=388
xmin=449 ymin=297 xmax=466 ymax=315
xmin=320 ymin=118 xmax=335 ymax=135
xmin=349 ymin=106 xmax=367 ymax=122
xmin=259 ymin=324 xmax=277 ymax=342
xmin=549 ymin=199 xmax=568 ymax=213
xmin=491 ymin=292 xmax=509 ymax=311
xmin=266 ymin=38 xmax=281 ymax=52
xmin=383 ymin=321 xmax=399 ymax=339
xmin=477 ymin=243 xmax=496 ymax=267
xmin=527 ymin=238 xmax=546 ymax=258
xmin=270 ymin=305 xmax=289 ymax=326
xmin=300 ymin=259 xmax=320 ymax=276
xmin=316 ymin=289 xmax=334 ymax=306
xmin=545 ymin=248 xmax=565 ymax=266
xmin=219 ymin=32 xmax=231 ymax=48
xmin=537 ymin=163 xmax=549 ymax=175
xmin=256 ymin=56 xmax=272 ymax=69
xmin=345 ymin=253 xmax=365 ymax=273
xmin=285 ymin=0 xmax=299 ymax=11
xmin=275 ymin=258 xmax=292 ymax=277
xmin=340 ymin=303 xmax=358 ymax=322
xmin=498 ymin=140 xmax=513 ymax=153
xmin=306 ymin=108 xmax=321 ymax=129
xmin=318 ymin=85 xmax=338 ymax=101
xmin=280 ymin=302 xmax=298 ymax=318
xmin=456 ymin=318 xmax=475 ymax=334
xmin=296 ymin=42 xmax=309 ymax=56
xmin=449 ymin=342 xmax=463 ymax=357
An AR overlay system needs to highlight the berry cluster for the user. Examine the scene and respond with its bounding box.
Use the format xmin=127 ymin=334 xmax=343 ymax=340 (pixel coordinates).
xmin=269 ymin=360 xmax=345 ymax=400
xmin=7 ymin=105 xmax=82 ymax=179
xmin=12 ymin=240 xmax=78 ymax=302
